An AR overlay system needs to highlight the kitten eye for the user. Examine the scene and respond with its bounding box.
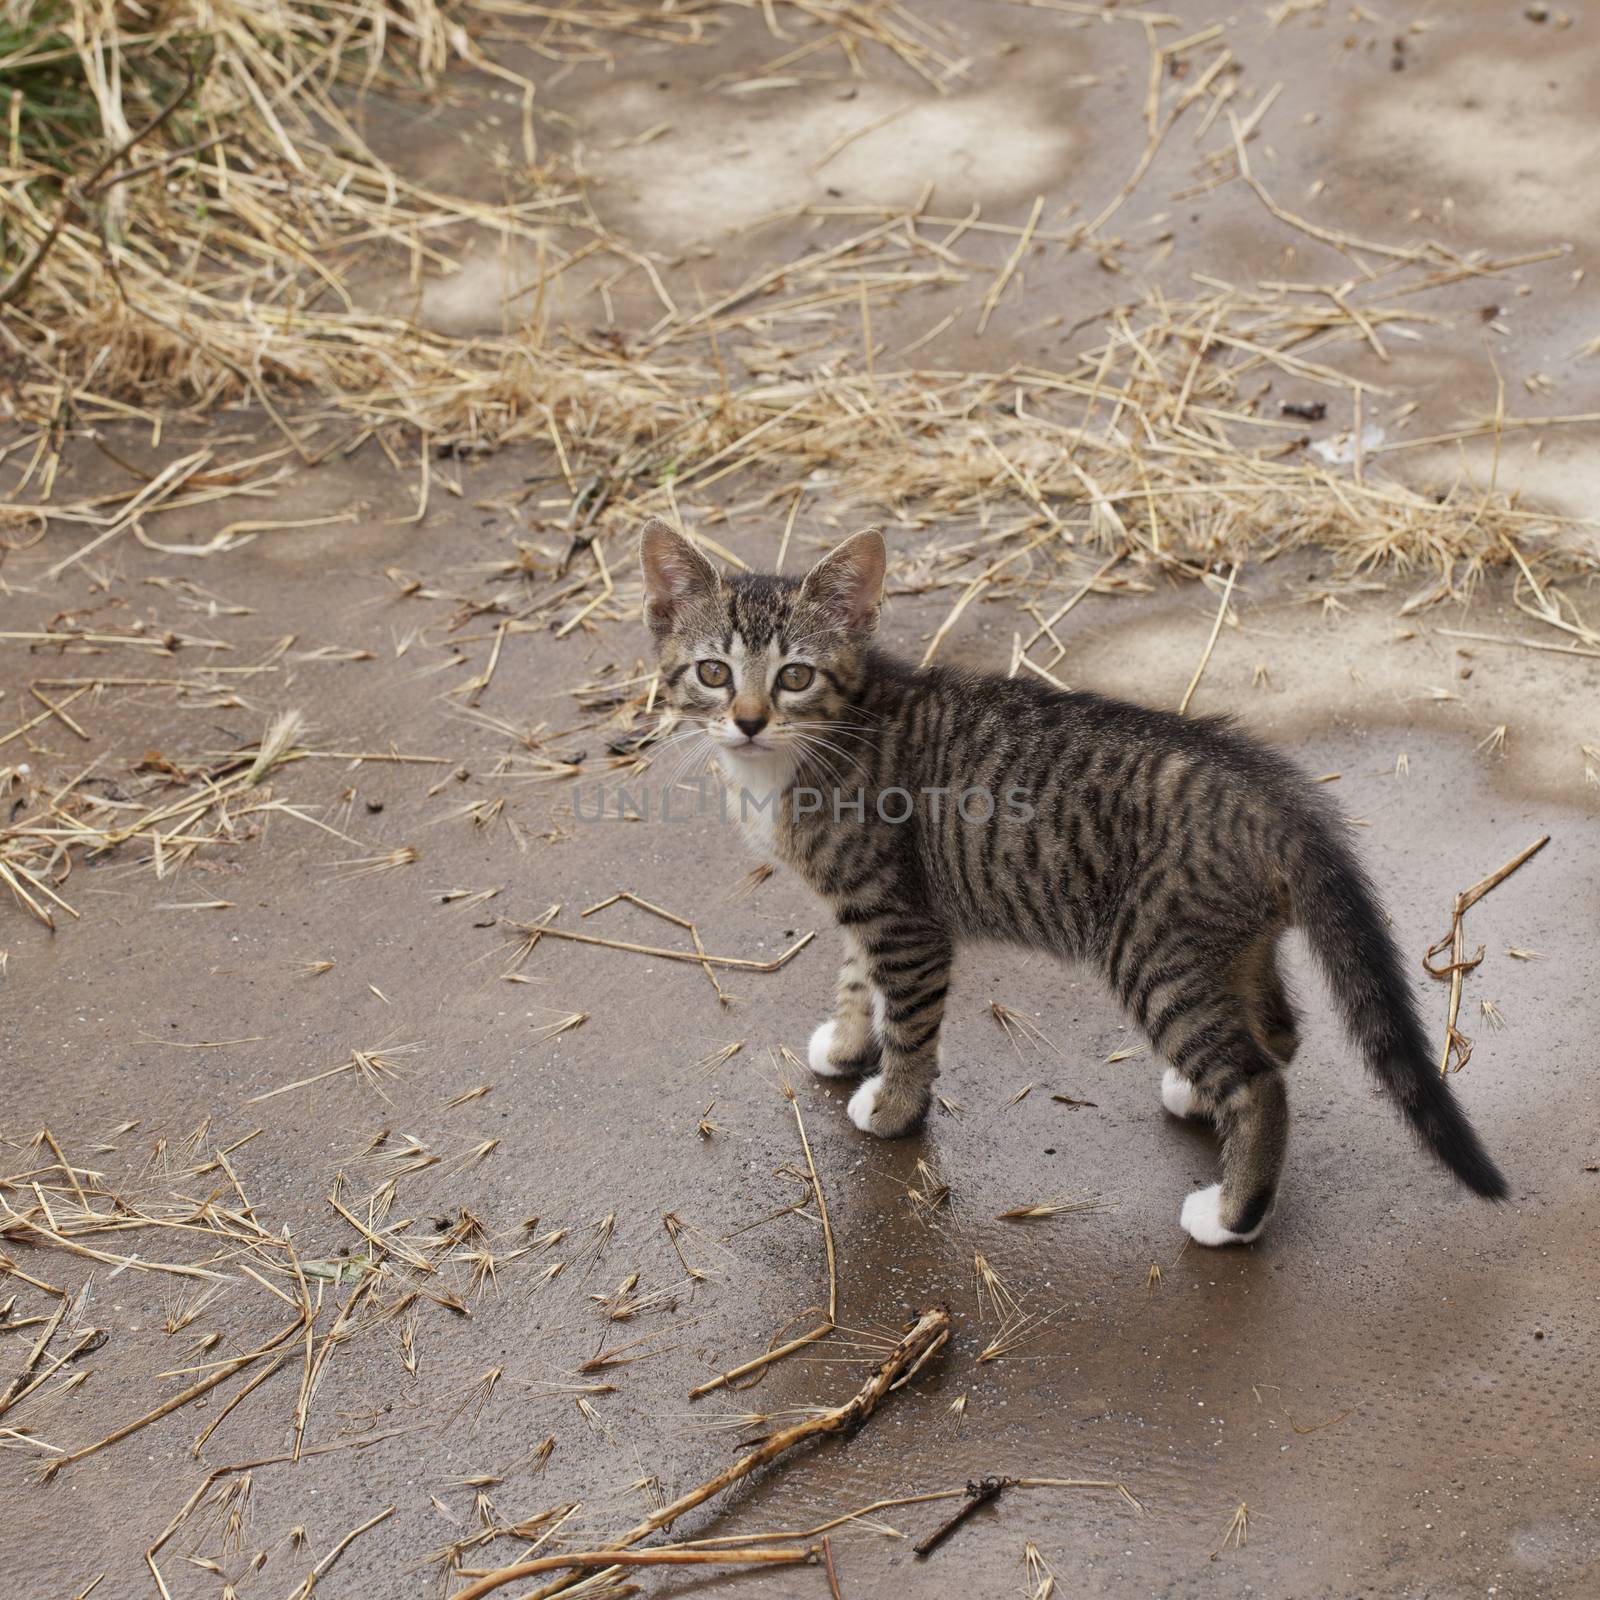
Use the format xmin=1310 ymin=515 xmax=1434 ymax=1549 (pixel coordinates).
xmin=777 ymin=663 xmax=815 ymax=692
xmin=696 ymin=659 xmax=731 ymax=688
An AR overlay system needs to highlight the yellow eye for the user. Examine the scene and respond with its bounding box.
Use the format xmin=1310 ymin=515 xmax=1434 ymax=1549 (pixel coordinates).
xmin=778 ymin=663 xmax=814 ymax=692
xmin=696 ymin=659 xmax=731 ymax=688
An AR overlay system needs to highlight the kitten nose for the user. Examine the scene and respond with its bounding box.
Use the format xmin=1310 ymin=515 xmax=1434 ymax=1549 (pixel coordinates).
xmin=733 ymin=714 xmax=768 ymax=739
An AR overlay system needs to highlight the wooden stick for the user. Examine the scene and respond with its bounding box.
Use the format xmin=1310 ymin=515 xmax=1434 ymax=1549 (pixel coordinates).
xmin=920 ymin=575 xmax=991 ymax=668
xmin=913 ymin=1476 xmax=1006 ymax=1557
xmin=823 ymin=1534 xmax=844 ymax=1599
xmin=464 ymin=619 xmax=510 ymax=707
xmin=0 ymin=1294 xmax=67 ymax=1417
xmin=680 ymin=1489 xmax=969 ymax=1551
xmin=776 ymin=487 xmax=805 ymax=573
xmin=294 ymin=1276 xmax=372 ymax=1460
xmin=1433 ymin=628 xmax=1600 ymax=663
xmin=581 ymin=892 xmax=725 ymax=1000
xmin=307 ymin=750 xmax=453 ymax=764
xmin=1458 ymin=834 xmax=1550 ymax=915
xmin=1230 ymin=110 xmax=1430 ymax=265
xmin=792 ymin=1096 xmax=838 ymax=1325
xmin=977 ymin=195 xmax=1043 ymax=334
xmin=687 ymin=1322 xmax=834 ymax=1401
xmin=492 ymin=1308 xmax=950 ymax=1600
xmin=1431 ymin=899 xmax=1475 ymax=1077
xmin=810 ymin=102 xmax=913 ymax=174
xmin=0 ymin=1248 xmax=65 ymax=1298
xmin=39 ymin=1129 xmax=90 ymax=1213
xmin=0 ymin=1325 xmax=102 ymax=1416
xmin=0 ymin=1211 xmax=228 ymax=1282
xmin=679 ymin=1476 xmax=1139 ymax=1552
xmin=452 ymin=1547 xmax=816 ymax=1597
xmin=190 ymin=1355 xmax=288 ymax=1457
xmin=328 ymin=1195 xmax=435 ymax=1274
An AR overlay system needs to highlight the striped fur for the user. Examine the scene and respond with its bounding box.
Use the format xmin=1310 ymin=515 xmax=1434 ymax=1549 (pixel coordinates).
xmin=640 ymin=520 xmax=1508 ymax=1245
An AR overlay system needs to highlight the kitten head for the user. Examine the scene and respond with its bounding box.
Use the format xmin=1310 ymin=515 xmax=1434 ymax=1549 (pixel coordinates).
xmin=639 ymin=517 xmax=884 ymax=762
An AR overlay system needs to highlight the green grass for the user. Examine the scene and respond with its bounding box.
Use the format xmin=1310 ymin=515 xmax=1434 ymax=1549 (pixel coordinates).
xmin=0 ymin=6 xmax=199 ymax=275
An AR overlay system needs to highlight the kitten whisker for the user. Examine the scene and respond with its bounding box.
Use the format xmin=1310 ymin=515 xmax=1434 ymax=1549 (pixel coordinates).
xmin=788 ymin=732 xmax=868 ymax=788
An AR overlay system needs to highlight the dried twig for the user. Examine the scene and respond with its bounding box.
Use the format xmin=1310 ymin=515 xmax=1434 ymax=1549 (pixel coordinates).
xmin=1423 ymin=835 xmax=1549 ymax=1075
xmin=822 ymin=1533 xmax=844 ymax=1599
xmin=508 ymin=917 xmax=814 ymax=973
xmin=453 ymin=1546 xmax=815 ymax=1596
xmin=913 ymin=1476 xmax=1007 ymax=1557
xmin=1178 ymin=564 xmax=1239 ymax=715
xmin=285 ymin=1505 xmax=394 ymax=1600
xmin=485 ymin=1308 xmax=950 ymax=1600
xmin=41 ymin=1316 xmax=307 ymax=1479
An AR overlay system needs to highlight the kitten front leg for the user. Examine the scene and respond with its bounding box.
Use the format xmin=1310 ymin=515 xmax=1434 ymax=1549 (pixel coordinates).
xmin=808 ymin=929 xmax=880 ymax=1080
xmin=845 ymin=923 xmax=952 ymax=1138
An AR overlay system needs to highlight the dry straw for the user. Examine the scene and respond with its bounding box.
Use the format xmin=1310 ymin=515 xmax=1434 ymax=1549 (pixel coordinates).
xmin=4 ymin=2 xmax=1594 ymax=617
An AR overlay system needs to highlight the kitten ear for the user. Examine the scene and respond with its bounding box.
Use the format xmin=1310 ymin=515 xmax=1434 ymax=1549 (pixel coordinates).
xmin=799 ymin=526 xmax=885 ymax=634
xmin=640 ymin=517 xmax=720 ymax=640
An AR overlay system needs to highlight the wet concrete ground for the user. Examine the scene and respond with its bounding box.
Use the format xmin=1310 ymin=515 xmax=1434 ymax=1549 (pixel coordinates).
xmin=5 ymin=3 xmax=1600 ymax=1598
xmin=6 ymin=508 xmax=1597 ymax=1597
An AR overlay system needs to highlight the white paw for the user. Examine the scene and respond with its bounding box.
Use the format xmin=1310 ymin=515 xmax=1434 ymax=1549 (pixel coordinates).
xmin=809 ymin=1019 xmax=874 ymax=1078
xmin=1180 ymin=1183 xmax=1266 ymax=1247
xmin=808 ymin=1021 xmax=846 ymax=1078
xmin=1161 ymin=1067 xmax=1203 ymax=1119
xmin=847 ymin=1074 xmax=884 ymax=1132
xmin=846 ymin=1074 xmax=927 ymax=1137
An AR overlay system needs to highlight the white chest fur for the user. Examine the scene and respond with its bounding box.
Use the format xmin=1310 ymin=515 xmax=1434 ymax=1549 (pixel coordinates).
xmin=715 ymin=747 xmax=798 ymax=861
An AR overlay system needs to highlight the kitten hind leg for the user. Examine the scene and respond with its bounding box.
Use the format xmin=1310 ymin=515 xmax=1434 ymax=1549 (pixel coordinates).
xmin=846 ymin=924 xmax=951 ymax=1138
xmin=1257 ymin=953 xmax=1300 ymax=1066
xmin=1240 ymin=933 xmax=1300 ymax=1065
xmin=1158 ymin=935 xmax=1297 ymax=1206
xmin=809 ymin=930 xmax=881 ymax=1079
xmin=1149 ymin=978 xmax=1288 ymax=1243
xmin=1179 ymin=1047 xmax=1289 ymax=1246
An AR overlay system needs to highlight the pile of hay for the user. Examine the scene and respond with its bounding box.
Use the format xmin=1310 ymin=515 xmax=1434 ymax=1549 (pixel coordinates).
xmin=1 ymin=1 xmax=517 ymax=405
xmin=2 ymin=2 xmax=1595 ymax=594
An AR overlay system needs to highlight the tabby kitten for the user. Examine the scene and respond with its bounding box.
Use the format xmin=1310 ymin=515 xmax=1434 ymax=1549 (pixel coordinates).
xmin=639 ymin=517 xmax=1506 ymax=1245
